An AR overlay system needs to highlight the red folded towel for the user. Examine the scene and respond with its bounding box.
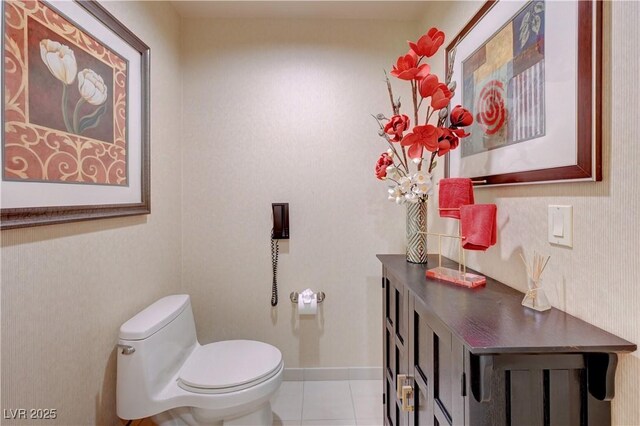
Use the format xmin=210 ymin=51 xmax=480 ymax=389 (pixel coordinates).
xmin=438 ymin=178 xmax=475 ymax=219
xmin=460 ymin=204 xmax=497 ymax=251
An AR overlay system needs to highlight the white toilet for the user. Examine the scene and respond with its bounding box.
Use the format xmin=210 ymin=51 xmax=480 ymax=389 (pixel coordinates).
xmin=116 ymin=294 xmax=283 ymax=425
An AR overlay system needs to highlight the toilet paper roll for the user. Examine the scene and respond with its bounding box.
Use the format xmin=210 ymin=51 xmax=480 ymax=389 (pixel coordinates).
xmin=298 ymin=296 xmax=317 ymax=315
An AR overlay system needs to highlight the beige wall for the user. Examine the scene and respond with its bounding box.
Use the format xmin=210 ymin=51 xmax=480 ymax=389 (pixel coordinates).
xmin=1 ymin=2 xmax=182 ymax=424
xmin=2 ymin=1 xmax=639 ymax=425
xmin=421 ymin=2 xmax=640 ymax=424
xmin=180 ymin=17 xmax=418 ymax=368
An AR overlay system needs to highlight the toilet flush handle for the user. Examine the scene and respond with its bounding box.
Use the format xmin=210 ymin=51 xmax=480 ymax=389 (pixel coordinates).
xmin=117 ymin=344 xmax=135 ymax=355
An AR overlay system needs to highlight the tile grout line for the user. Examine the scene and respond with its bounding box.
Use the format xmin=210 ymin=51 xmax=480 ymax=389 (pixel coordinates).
xmin=288 ymin=380 xmax=383 ymax=425
xmin=300 ymin=379 xmax=305 ymax=423
xmin=348 ymin=380 xmax=358 ymax=425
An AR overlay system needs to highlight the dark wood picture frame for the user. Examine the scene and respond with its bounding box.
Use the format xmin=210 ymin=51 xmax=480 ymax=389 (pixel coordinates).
xmin=1 ymin=0 xmax=150 ymax=230
xmin=445 ymin=0 xmax=602 ymax=186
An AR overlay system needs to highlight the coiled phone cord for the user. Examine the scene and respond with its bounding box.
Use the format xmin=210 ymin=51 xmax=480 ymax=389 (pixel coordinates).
xmin=271 ymin=230 xmax=279 ymax=306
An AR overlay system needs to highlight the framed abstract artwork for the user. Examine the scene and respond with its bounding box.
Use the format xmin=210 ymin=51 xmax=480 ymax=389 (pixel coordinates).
xmin=445 ymin=0 xmax=602 ymax=186
xmin=1 ymin=0 xmax=150 ymax=229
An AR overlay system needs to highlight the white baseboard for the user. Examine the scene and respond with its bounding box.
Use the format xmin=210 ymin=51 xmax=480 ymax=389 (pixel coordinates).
xmin=283 ymin=367 xmax=382 ymax=381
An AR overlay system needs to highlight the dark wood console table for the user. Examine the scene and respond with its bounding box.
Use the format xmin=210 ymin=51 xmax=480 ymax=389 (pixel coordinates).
xmin=378 ymin=254 xmax=636 ymax=426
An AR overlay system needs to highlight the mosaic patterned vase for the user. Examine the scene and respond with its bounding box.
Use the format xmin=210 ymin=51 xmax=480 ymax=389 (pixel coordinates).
xmin=406 ymin=199 xmax=428 ymax=264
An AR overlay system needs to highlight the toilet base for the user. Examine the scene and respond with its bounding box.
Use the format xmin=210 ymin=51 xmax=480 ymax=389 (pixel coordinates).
xmin=221 ymin=402 xmax=273 ymax=425
xmin=153 ymin=402 xmax=273 ymax=426
xmin=153 ymin=407 xmax=196 ymax=426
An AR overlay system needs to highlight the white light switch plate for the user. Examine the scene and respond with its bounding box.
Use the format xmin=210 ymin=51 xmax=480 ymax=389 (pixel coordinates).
xmin=548 ymin=205 xmax=572 ymax=247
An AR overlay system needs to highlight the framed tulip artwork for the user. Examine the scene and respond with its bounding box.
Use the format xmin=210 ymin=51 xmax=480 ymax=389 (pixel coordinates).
xmin=445 ymin=0 xmax=602 ymax=186
xmin=1 ymin=0 xmax=150 ymax=229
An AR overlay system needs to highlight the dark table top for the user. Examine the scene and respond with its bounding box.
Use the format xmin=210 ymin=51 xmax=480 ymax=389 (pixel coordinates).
xmin=378 ymin=254 xmax=636 ymax=355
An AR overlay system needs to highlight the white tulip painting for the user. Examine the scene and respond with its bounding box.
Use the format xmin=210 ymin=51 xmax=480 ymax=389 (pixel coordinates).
xmin=4 ymin=0 xmax=131 ymax=190
xmin=39 ymin=39 xmax=77 ymax=85
xmin=39 ymin=38 xmax=108 ymax=136
xmin=78 ymin=69 xmax=108 ymax=106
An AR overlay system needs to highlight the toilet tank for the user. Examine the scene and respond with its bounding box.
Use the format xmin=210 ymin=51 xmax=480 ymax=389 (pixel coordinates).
xmin=117 ymin=294 xmax=198 ymax=420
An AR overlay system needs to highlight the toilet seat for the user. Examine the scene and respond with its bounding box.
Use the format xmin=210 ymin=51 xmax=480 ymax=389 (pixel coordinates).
xmin=178 ymin=340 xmax=283 ymax=395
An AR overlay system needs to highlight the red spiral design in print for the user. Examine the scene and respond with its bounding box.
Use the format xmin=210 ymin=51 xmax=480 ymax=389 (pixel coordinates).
xmin=475 ymin=80 xmax=506 ymax=136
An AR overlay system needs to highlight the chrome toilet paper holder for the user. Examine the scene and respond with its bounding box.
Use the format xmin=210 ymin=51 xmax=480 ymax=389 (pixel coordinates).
xmin=290 ymin=291 xmax=325 ymax=304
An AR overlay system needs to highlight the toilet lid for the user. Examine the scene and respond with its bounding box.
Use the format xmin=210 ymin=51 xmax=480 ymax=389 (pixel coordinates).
xmin=178 ymin=340 xmax=283 ymax=394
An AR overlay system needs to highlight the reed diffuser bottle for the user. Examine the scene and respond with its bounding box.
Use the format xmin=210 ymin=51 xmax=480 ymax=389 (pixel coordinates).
xmin=520 ymin=252 xmax=551 ymax=312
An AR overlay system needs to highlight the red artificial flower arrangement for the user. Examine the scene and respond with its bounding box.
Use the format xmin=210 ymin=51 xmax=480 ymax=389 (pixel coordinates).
xmin=374 ymin=28 xmax=474 ymax=204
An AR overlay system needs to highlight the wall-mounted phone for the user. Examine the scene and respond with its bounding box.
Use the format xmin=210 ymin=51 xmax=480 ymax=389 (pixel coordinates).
xmin=271 ymin=203 xmax=289 ymax=306
xmin=272 ymin=203 xmax=289 ymax=239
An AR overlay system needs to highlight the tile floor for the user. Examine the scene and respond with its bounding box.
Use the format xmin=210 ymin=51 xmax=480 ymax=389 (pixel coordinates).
xmin=271 ymin=380 xmax=383 ymax=426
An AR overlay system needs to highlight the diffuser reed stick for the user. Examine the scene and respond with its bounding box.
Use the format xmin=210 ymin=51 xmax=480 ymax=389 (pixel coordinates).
xmin=520 ymin=251 xmax=551 ymax=311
